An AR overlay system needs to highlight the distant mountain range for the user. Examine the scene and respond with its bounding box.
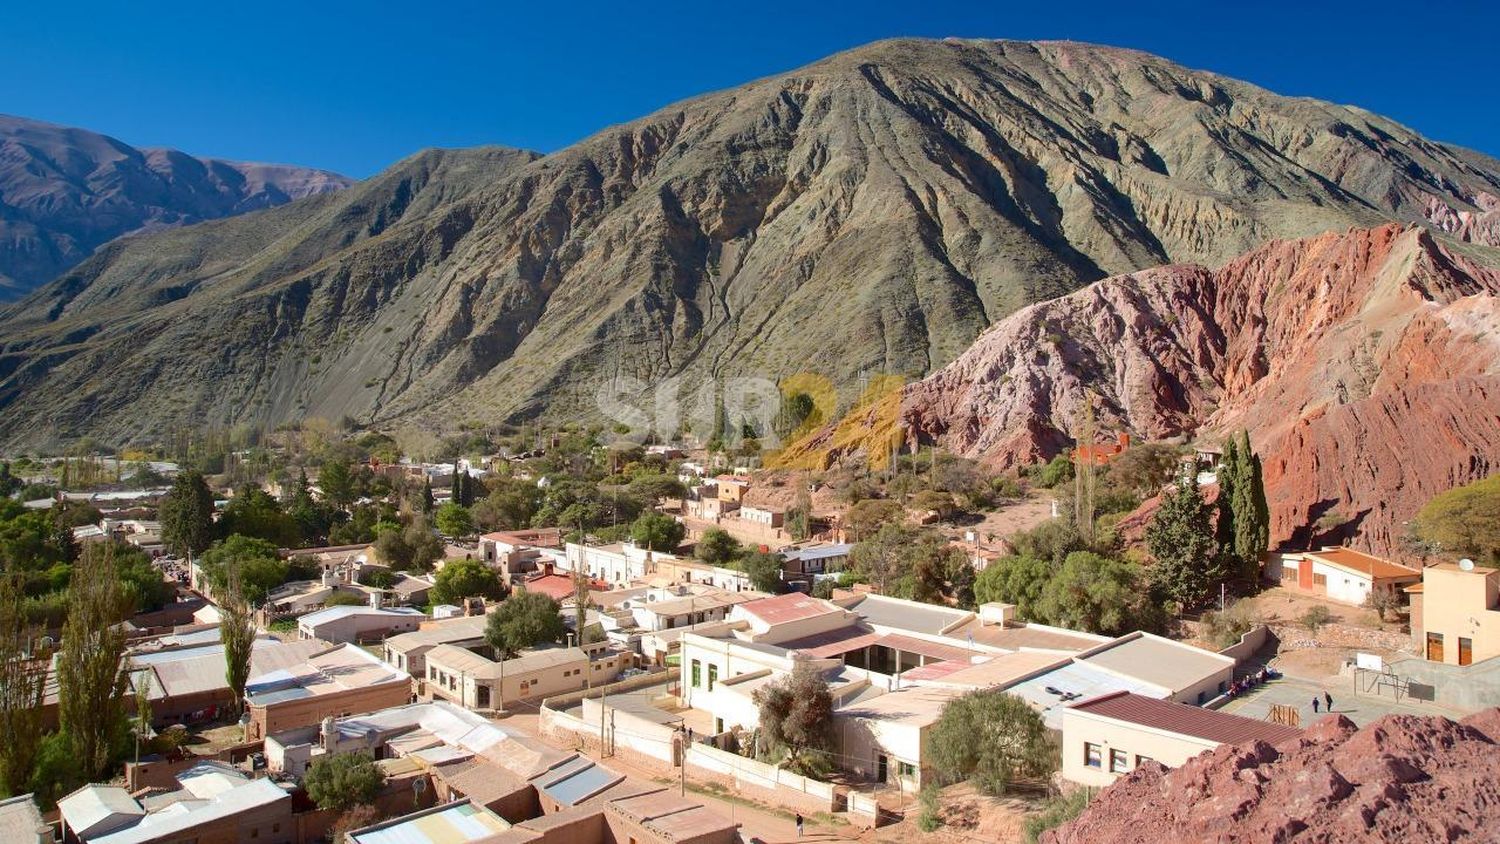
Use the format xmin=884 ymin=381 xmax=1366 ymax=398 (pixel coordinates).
xmin=2 ymin=38 xmax=1500 ymax=456
xmin=0 ymin=114 xmax=350 ymax=299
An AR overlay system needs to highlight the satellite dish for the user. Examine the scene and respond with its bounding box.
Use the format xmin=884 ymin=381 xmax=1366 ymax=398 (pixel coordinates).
xmin=1459 ymin=558 xmax=1476 ymax=571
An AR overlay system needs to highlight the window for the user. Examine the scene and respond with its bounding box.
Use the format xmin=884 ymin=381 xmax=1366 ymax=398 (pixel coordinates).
xmin=691 ymin=660 xmax=701 ymax=688
xmin=1460 ymin=637 xmax=1473 ymax=666
xmin=1312 ymin=573 xmax=1328 ymax=586
xmin=898 ymin=761 xmax=916 ymax=777
xmin=1084 ymin=743 xmax=1102 ymax=769
xmin=1135 ymin=754 xmax=1155 ymax=767
xmin=708 ymin=664 xmax=719 ymax=691
xmin=1110 ymin=749 xmax=1129 ymax=773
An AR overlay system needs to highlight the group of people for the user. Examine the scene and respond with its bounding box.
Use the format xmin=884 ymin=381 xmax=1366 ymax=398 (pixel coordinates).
xmin=1312 ymin=690 xmax=1335 ymax=714
xmin=1224 ymin=665 xmax=1281 ymax=698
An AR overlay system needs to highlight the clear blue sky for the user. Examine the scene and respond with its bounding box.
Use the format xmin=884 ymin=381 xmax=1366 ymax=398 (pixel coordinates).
xmin=5 ymin=0 xmax=1495 ymax=178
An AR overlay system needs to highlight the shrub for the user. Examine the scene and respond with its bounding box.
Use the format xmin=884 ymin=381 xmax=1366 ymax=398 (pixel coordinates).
xmin=1024 ymin=789 xmax=1092 ymax=844
xmin=1202 ymin=600 xmax=1261 ymax=649
xmin=1300 ymin=605 xmax=1333 ymax=633
xmin=917 ymin=783 xmax=942 ymax=832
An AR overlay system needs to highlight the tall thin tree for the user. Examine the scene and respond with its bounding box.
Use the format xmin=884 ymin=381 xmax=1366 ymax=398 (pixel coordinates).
xmin=220 ymin=564 xmax=256 ymax=719
xmin=58 ymin=544 xmax=132 ymax=780
xmin=160 ymin=470 xmax=215 ymax=560
xmin=0 ymin=574 xmax=47 ymax=795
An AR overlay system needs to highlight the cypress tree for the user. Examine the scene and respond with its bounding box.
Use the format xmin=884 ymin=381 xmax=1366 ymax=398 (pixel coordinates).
xmin=161 ymin=470 xmax=216 ymax=559
xmin=1231 ymin=431 xmax=1270 ymax=580
xmin=1215 ymin=436 xmax=1241 ymax=556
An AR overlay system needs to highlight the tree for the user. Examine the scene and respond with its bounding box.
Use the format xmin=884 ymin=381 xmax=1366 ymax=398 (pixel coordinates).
xmin=631 ymin=512 xmax=685 ymax=552
xmin=752 ymin=663 xmax=834 ymax=774
xmin=472 ymin=479 xmax=539 ymax=531
xmin=0 ymin=574 xmax=45 ymax=796
xmin=319 ymin=460 xmax=356 ymax=512
xmin=910 ymin=489 xmax=957 ymax=521
xmin=435 ymin=502 xmax=475 ymax=538
xmin=695 ymin=528 xmax=741 ymax=567
xmin=431 ymin=559 xmax=503 ymax=605
xmin=974 ymin=555 xmax=1053 ymax=622
xmin=1036 ymin=551 xmax=1160 ymax=636
xmin=160 ymin=470 xmax=215 ymax=558
xmin=1412 ymin=474 xmax=1500 ymax=565
xmin=627 ymin=474 xmax=687 ymax=504
xmin=220 ymin=484 xmax=301 ymax=548
xmin=115 ymin=545 xmax=174 ymax=614
xmin=1105 ymin=443 xmax=1181 ymax=499
xmin=304 ymin=751 xmax=386 ymax=812
xmin=58 ymin=544 xmax=132 ymax=780
xmin=844 ymin=498 xmax=904 ymax=541
xmin=928 ymin=689 xmax=1055 ymax=795
xmin=1145 ymin=475 xmax=1221 ymax=607
xmin=220 ymin=563 xmax=256 ymax=719
xmin=198 ymin=535 xmax=288 ymax=605
xmin=485 ymin=592 xmax=566 ymax=658
xmin=849 ymin=522 xmax=915 ymax=595
xmin=404 ymin=518 xmax=445 ymax=572
xmin=1230 ymin=433 xmax=1270 ymax=581
xmin=740 ymin=551 xmax=784 ymax=594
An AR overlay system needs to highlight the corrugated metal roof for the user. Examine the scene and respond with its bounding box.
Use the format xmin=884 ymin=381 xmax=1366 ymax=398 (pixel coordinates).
xmin=1069 ymin=691 xmax=1303 ymax=746
xmin=348 ymin=799 xmax=511 ymax=844
xmin=737 ymin=593 xmax=839 ymax=625
xmin=1079 ymin=633 xmax=1233 ymax=693
xmin=537 ymin=762 xmax=623 ymax=807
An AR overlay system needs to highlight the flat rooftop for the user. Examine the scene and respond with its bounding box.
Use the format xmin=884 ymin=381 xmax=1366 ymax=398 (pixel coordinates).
xmin=1078 ymin=633 xmax=1233 ymax=693
xmin=835 ymin=685 xmax=965 ymax=727
xmin=1001 ymin=660 xmax=1171 ymax=729
xmin=841 ymin=593 xmax=971 ymax=636
xmin=944 ymin=617 xmax=1107 ymax=652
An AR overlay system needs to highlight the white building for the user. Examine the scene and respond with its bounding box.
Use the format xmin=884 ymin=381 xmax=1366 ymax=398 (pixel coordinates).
xmin=297 ymin=605 xmax=424 ymax=644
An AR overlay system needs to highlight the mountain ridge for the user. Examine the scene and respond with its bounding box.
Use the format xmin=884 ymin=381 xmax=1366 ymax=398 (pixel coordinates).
xmin=3 ymin=38 xmax=1500 ymax=450
xmin=0 ymin=113 xmax=352 ymax=300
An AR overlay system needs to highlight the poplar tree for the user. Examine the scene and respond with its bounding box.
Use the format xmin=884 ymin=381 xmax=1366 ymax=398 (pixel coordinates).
xmin=58 ymin=544 xmax=132 ymax=780
xmin=1215 ymin=436 xmax=1242 ymax=554
xmin=220 ymin=566 xmax=256 ymax=718
xmin=161 ymin=470 xmax=215 ymax=558
xmin=0 ymin=574 xmax=46 ymax=795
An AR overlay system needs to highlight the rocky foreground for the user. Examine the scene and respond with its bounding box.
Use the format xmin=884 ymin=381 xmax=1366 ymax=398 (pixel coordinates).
xmin=1046 ymin=709 xmax=1500 ymax=843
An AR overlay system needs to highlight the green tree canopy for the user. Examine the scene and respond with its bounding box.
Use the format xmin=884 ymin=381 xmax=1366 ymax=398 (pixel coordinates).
xmin=928 ymin=689 xmax=1056 ymax=795
xmin=739 ymin=551 xmax=785 ymax=594
xmin=973 ymin=555 xmax=1053 ymax=621
xmin=1145 ymin=475 xmax=1222 ymax=607
xmin=1413 ymin=474 xmax=1500 ymax=565
xmin=431 ymin=559 xmax=503 ymax=605
xmin=199 ymin=535 xmax=288 ymax=605
xmin=844 ymin=498 xmax=905 ymax=540
xmin=631 ymin=512 xmax=685 ymax=552
xmin=694 ymin=528 xmax=741 ymax=566
xmin=304 ymin=751 xmax=386 ymax=812
xmin=435 ymin=502 xmax=475 ymax=537
xmin=472 ymin=479 xmax=541 ymax=532
xmin=58 ymin=544 xmax=132 ymax=780
xmin=160 ymin=470 xmax=215 ymax=558
xmin=220 ymin=484 xmax=301 ymax=548
xmin=318 ymin=460 xmax=356 ymax=512
xmin=1036 ymin=551 xmax=1160 ymax=636
xmin=485 ymin=591 xmax=566 ymax=658
xmin=751 ymin=663 xmax=834 ymax=773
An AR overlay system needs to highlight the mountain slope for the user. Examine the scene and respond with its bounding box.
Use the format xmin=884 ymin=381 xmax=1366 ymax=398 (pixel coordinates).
xmin=890 ymin=224 xmax=1500 ymax=555
xmin=0 ymin=114 xmax=351 ymax=299
xmin=4 ymin=38 xmax=1500 ymax=449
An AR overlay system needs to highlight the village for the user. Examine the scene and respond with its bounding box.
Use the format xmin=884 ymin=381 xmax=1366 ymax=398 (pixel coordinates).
xmin=0 ymin=422 xmax=1494 ymax=844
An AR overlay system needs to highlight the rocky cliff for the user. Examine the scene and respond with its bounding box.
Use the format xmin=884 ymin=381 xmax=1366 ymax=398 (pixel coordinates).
xmin=3 ymin=39 xmax=1500 ymax=450
xmin=1045 ymin=710 xmax=1500 ymax=844
xmin=891 ymin=224 xmax=1500 ymax=554
xmin=0 ymin=114 xmax=351 ymax=299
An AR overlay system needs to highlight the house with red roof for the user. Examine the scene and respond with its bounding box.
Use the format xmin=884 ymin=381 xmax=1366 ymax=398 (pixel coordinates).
xmin=1267 ymin=547 xmax=1421 ymax=605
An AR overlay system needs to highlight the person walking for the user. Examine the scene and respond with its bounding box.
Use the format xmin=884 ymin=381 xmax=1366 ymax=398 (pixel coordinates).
xmin=1312 ymin=696 xmax=1320 ymax=714
xmin=795 ymin=813 xmax=804 ymax=838
xmin=1324 ymin=691 xmax=1334 ymax=712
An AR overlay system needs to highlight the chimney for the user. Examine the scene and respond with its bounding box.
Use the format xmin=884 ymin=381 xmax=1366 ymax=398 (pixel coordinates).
xmin=544 ymin=562 xmax=554 ymax=577
xmin=321 ymin=716 xmax=337 ymax=749
xmin=35 ymin=823 xmax=52 ymax=844
xmin=369 ymin=591 xmax=382 ymax=609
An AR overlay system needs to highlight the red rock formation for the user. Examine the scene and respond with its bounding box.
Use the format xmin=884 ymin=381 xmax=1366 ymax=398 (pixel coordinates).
xmin=1044 ymin=709 xmax=1500 ymax=844
xmin=900 ymin=225 xmax=1500 ymax=555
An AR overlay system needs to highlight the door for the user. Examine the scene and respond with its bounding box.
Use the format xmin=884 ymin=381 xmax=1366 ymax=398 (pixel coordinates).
xmin=1297 ymin=559 xmax=1313 ymax=590
xmin=1459 ymin=637 xmax=1473 ymax=666
xmin=876 ymin=754 xmax=888 ymax=783
xmin=1426 ymin=632 xmax=1444 ymax=662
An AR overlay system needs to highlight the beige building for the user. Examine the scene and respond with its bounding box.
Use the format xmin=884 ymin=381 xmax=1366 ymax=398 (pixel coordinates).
xmin=424 ymin=643 xmax=626 ymax=711
xmin=1409 ymin=561 xmax=1500 ymax=666
xmin=244 ymin=644 xmax=412 ymax=741
xmin=297 ymin=604 xmax=425 ymax=643
xmin=383 ymin=613 xmax=490 ymax=678
xmin=1061 ymin=691 xmax=1301 ymax=787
